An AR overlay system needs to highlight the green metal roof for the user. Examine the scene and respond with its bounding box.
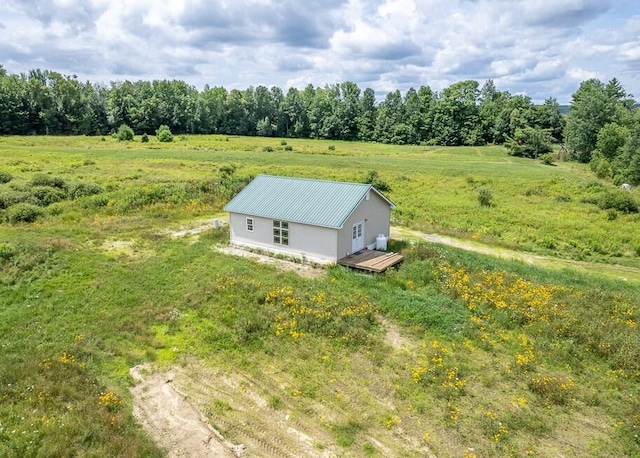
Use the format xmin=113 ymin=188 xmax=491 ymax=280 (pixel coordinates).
xmin=224 ymin=175 xmax=394 ymax=229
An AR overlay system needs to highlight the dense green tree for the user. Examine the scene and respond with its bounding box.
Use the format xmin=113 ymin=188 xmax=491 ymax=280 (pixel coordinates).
xmin=256 ymin=116 xmax=274 ymax=137
xmin=564 ymin=79 xmax=625 ymax=162
xmin=269 ymin=86 xmax=285 ymax=137
xmin=107 ymin=81 xmax=136 ymax=131
xmin=403 ymin=88 xmax=422 ymax=144
xmin=224 ymin=89 xmax=251 ymax=135
xmin=199 ymin=86 xmax=228 ymax=133
xmin=616 ymin=112 xmax=640 ymax=184
xmin=152 ymin=80 xmax=200 ymax=133
xmin=504 ymin=127 xmax=553 ymax=158
xmin=535 ymin=97 xmax=563 ymax=142
xmin=253 ymin=86 xmax=273 ymax=131
xmin=0 ymin=74 xmax=26 ymax=134
xmin=416 ymin=85 xmax=436 ymax=142
xmin=337 ymin=81 xmax=361 ymax=140
xmin=595 ymin=123 xmax=630 ymax=161
xmin=374 ymin=90 xmax=404 ymax=143
xmin=24 ymin=70 xmax=51 ymax=134
xmin=79 ymin=82 xmax=109 ymax=135
xmin=280 ymin=87 xmax=302 ymax=137
xmin=356 ymin=88 xmax=377 ymax=141
xmin=479 ymin=79 xmax=509 ymax=144
xmin=433 ymin=80 xmax=481 ymax=146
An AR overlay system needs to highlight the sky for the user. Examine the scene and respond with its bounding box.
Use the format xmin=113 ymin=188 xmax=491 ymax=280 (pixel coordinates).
xmin=1 ymin=0 xmax=639 ymax=104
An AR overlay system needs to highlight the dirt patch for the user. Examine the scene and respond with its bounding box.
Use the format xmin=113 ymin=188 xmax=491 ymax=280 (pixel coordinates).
xmin=217 ymin=246 xmax=326 ymax=279
xmin=101 ymin=240 xmax=137 ymax=257
xmin=129 ymin=364 xmax=242 ymax=457
xmin=379 ymin=315 xmax=415 ymax=351
xmin=130 ymin=362 xmax=340 ymax=458
xmin=100 ymin=239 xmax=154 ymax=258
xmin=164 ymin=222 xmax=217 ymax=239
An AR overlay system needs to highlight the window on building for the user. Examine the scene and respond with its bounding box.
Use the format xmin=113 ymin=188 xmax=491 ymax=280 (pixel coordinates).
xmin=246 ymin=217 xmax=254 ymax=232
xmin=273 ymin=220 xmax=289 ymax=245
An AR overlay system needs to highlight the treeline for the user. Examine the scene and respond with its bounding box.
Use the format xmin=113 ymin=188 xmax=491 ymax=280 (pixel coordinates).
xmin=0 ymin=65 xmax=561 ymax=145
xmin=0 ymin=65 xmax=639 ymax=183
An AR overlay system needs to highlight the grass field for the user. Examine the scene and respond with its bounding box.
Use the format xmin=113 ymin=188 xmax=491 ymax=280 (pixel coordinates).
xmin=0 ymin=135 xmax=639 ymax=457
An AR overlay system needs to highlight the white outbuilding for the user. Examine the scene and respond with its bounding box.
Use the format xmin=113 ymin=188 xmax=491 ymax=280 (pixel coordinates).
xmin=223 ymin=175 xmax=395 ymax=265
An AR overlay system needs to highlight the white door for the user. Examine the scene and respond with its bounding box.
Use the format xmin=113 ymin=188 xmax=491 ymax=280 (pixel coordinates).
xmin=352 ymin=221 xmax=364 ymax=252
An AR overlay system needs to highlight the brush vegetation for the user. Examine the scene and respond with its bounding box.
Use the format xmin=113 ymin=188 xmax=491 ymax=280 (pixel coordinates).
xmin=0 ymin=135 xmax=638 ymax=457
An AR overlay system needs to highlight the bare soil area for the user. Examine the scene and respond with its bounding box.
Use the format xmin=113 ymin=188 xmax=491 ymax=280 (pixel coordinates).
xmin=162 ymin=218 xmax=221 ymax=241
xmin=216 ymin=245 xmax=326 ymax=279
xmin=129 ymin=365 xmax=241 ymax=457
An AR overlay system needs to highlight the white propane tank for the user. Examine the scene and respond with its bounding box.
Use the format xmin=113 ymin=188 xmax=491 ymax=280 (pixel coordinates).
xmin=375 ymin=234 xmax=388 ymax=251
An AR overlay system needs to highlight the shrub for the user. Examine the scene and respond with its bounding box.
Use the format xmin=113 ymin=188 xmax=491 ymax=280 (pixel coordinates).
xmin=0 ymin=242 xmax=15 ymax=261
xmin=7 ymin=203 xmax=44 ymax=223
xmin=141 ymin=133 xmax=149 ymax=143
xmin=363 ymin=170 xmax=391 ymax=193
xmin=219 ymin=164 xmax=236 ymax=177
xmin=30 ymin=174 xmax=67 ymax=190
xmin=504 ymin=127 xmax=553 ymax=158
xmin=579 ymin=195 xmax=599 ymax=205
xmin=328 ymin=145 xmax=336 ymax=151
xmin=280 ymin=140 xmax=287 ymax=146
xmin=0 ymin=190 xmax=32 ymax=209
xmin=81 ymin=194 xmax=109 ymax=209
xmin=262 ymin=146 xmax=274 ymax=152
xmin=284 ymin=145 xmax=293 ymax=151
xmin=116 ymin=124 xmax=134 ymax=141
xmin=47 ymin=202 xmax=66 ymax=216
xmin=539 ymin=153 xmax=556 ymax=166
xmin=524 ymin=186 xmax=545 ymax=196
xmin=598 ymin=191 xmax=639 ymax=213
xmin=0 ymin=171 xmax=12 ymax=184
xmin=156 ymin=125 xmax=173 ymax=142
xmin=591 ymin=156 xmax=613 ymax=180
xmin=555 ymin=194 xmax=572 ymax=202
xmin=69 ymin=182 xmax=104 ymax=199
xmin=478 ymin=188 xmax=493 ymax=207
xmin=30 ymin=186 xmax=67 ymax=206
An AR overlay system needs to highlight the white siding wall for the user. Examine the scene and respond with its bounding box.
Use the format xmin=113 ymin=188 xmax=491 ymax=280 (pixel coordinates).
xmin=229 ymin=212 xmax=338 ymax=264
xmin=337 ymin=192 xmax=391 ymax=258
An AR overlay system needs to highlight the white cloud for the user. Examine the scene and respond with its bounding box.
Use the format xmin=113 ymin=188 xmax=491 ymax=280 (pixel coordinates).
xmin=567 ymin=68 xmax=602 ymax=82
xmin=0 ymin=0 xmax=639 ymax=102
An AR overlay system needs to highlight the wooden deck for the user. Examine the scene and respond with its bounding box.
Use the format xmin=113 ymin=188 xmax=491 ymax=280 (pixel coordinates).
xmin=338 ymin=249 xmax=404 ymax=273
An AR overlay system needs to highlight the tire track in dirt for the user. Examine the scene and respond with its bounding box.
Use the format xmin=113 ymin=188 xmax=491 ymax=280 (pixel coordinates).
xmin=173 ymin=362 xmax=336 ymax=458
xmin=129 ymin=365 xmax=241 ymax=457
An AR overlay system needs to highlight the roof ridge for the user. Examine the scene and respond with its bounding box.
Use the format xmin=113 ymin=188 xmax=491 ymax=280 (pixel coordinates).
xmin=256 ymin=174 xmax=369 ymax=187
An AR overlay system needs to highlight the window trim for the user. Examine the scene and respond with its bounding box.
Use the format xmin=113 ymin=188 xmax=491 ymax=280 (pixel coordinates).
xmin=273 ymin=220 xmax=289 ymax=246
xmin=246 ymin=217 xmax=254 ymax=232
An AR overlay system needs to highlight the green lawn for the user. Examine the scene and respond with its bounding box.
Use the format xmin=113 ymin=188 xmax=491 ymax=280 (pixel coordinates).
xmin=0 ymin=135 xmax=638 ymax=457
